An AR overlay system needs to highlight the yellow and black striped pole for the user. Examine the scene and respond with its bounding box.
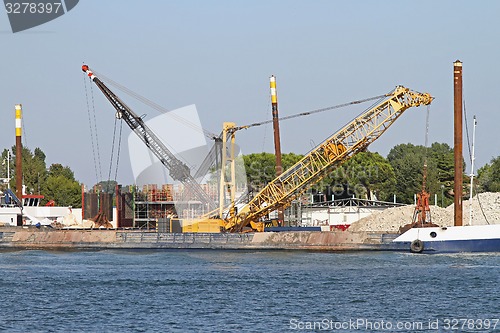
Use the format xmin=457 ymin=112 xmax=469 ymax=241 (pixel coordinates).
xmin=15 ymin=104 xmax=23 ymax=201
xmin=270 ymin=75 xmax=284 ymax=225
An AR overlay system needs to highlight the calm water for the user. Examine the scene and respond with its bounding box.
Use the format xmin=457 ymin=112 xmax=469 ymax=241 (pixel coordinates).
xmin=0 ymin=250 xmax=499 ymax=333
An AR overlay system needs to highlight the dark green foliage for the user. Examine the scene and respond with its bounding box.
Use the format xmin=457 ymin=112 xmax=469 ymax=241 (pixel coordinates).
xmin=43 ymin=175 xmax=81 ymax=207
xmin=6 ymin=146 xmax=48 ymax=195
xmin=387 ymin=142 xmax=455 ymax=205
xmin=328 ymin=152 xmax=396 ymax=201
xmin=41 ymin=163 xmax=82 ymax=207
xmin=48 ymin=163 xmax=76 ymax=181
xmin=243 ymin=152 xmax=303 ymax=189
xmin=242 ymin=151 xmax=396 ymax=202
xmin=1 ymin=147 xmax=82 ymax=207
xmin=477 ymin=156 xmax=500 ymax=192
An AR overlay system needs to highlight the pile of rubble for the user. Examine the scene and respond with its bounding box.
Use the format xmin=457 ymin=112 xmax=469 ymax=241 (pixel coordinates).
xmin=348 ymin=192 xmax=500 ymax=233
xmin=446 ymin=192 xmax=500 ymax=226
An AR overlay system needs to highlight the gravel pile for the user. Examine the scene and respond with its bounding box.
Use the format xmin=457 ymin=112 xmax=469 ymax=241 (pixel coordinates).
xmin=348 ymin=205 xmax=452 ymax=233
xmin=447 ymin=192 xmax=500 ymax=226
xmin=348 ymin=192 xmax=500 ymax=232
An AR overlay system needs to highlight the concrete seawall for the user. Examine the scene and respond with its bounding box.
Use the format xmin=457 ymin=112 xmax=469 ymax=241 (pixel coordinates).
xmin=0 ymin=227 xmax=400 ymax=251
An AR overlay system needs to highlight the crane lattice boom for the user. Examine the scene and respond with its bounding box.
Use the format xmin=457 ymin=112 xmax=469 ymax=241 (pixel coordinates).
xmin=82 ymin=65 xmax=216 ymax=212
xmin=228 ymin=86 xmax=432 ymax=231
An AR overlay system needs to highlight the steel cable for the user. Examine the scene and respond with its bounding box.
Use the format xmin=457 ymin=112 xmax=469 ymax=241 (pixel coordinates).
xmin=84 ymin=75 xmax=100 ymax=185
xmin=89 ymin=83 xmax=102 ymax=181
xmin=234 ymin=94 xmax=388 ymax=131
xmin=464 ymin=100 xmax=489 ymax=224
xmin=91 ymin=69 xmax=217 ymax=139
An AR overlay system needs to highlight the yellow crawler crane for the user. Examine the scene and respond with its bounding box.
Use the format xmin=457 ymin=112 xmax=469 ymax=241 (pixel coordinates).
xmin=222 ymin=86 xmax=433 ymax=232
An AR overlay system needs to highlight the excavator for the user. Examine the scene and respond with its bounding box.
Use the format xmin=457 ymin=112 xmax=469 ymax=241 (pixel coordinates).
xmin=82 ymin=65 xmax=432 ymax=233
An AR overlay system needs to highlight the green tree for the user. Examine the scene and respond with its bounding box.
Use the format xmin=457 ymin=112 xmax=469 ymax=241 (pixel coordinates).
xmin=387 ymin=142 xmax=456 ymax=205
xmin=3 ymin=146 xmax=82 ymax=207
xmin=334 ymin=152 xmax=396 ymax=201
xmin=9 ymin=146 xmax=48 ymax=194
xmin=43 ymin=175 xmax=81 ymax=207
xmin=243 ymin=152 xmax=303 ymax=189
xmin=281 ymin=153 xmax=304 ymax=171
xmin=430 ymin=143 xmax=455 ymax=183
xmin=243 ymin=152 xmax=276 ymax=187
xmin=48 ymin=163 xmax=76 ymax=180
xmin=41 ymin=163 xmax=81 ymax=207
xmin=477 ymin=156 xmax=500 ymax=192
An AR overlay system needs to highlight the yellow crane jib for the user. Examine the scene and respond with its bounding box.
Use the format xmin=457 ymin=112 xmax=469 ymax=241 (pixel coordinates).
xmin=226 ymin=86 xmax=432 ymax=232
xmin=323 ymin=142 xmax=347 ymax=161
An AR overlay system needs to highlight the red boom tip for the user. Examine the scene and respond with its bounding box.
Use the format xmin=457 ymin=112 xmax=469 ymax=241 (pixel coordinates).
xmin=82 ymin=65 xmax=89 ymax=72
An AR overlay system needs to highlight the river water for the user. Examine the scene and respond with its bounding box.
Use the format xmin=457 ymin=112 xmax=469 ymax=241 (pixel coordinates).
xmin=0 ymin=250 xmax=498 ymax=332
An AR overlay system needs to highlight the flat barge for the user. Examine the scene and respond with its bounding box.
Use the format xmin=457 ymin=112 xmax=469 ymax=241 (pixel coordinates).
xmin=0 ymin=227 xmax=402 ymax=251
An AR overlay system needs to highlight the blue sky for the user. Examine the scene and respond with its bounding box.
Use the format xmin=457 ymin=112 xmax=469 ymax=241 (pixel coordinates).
xmin=1 ymin=1 xmax=499 ymax=187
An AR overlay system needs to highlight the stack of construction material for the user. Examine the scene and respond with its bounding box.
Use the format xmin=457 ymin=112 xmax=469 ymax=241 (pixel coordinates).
xmin=141 ymin=184 xmax=175 ymax=202
xmin=348 ymin=192 xmax=500 ymax=232
xmin=348 ymin=205 xmax=451 ymax=233
xmin=447 ymin=192 xmax=500 ymax=226
xmin=162 ymin=184 xmax=174 ymax=201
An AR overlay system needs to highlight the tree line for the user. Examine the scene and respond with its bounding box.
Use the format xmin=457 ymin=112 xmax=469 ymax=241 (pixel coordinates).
xmin=1 ymin=147 xmax=81 ymax=207
xmin=3 ymin=142 xmax=498 ymax=208
xmin=242 ymin=143 xmax=499 ymax=207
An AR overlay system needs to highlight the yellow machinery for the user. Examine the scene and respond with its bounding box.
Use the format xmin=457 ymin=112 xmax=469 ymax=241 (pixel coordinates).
xmin=82 ymin=65 xmax=432 ymax=233
xmin=215 ymin=86 xmax=433 ymax=232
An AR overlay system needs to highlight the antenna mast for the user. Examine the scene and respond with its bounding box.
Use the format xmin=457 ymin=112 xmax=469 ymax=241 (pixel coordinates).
xmin=468 ymin=115 xmax=477 ymax=225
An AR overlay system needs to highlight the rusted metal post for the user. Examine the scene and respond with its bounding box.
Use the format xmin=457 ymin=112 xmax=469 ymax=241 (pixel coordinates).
xmin=270 ymin=75 xmax=284 ymax=225
xmin=453 ymin=60 xmax=463 ymax=226
xmin=116 ymin=184 xmax=121 ymax=228
xmin=15 ymin=104 xmax=23 ymax=201
xmin=81 ymin=184 xmax=85 ymax=224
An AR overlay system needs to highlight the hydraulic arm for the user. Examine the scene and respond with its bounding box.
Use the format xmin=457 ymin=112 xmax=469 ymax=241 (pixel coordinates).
xmin=226 ymin=86 xmax=433 ymax=231
xmin=82 ymin=65 xmax=215 ymax=211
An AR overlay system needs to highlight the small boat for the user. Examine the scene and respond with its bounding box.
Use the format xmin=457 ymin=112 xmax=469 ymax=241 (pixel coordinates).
xmin=0 ymin=188 xmax=76 ymax=227
xmin=392 ymin=225 xmax=500 ymax=253
xmin=393 ymin=61 xmax=500 ymax=254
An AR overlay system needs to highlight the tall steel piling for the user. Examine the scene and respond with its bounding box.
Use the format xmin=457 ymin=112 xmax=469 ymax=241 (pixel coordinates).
xmin=453 ymin=60 xmax=463 ymax=226
xmin=15 ymin=104 xmax=23 ymax=201
xmin=270 ymin=75 xmax=284 ymax=225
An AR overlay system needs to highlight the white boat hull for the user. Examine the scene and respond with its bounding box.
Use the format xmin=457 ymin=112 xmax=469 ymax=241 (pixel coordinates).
xmin=0 ymin=206 xmax=82 ymax=226
xmin=393 ymin=224 xmax=500 ymax=253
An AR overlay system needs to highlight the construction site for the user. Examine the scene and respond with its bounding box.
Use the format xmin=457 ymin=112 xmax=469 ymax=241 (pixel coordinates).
xmin=75 ymin=64 xmax=434 ymax=233
xmin=1 ymin=61 xmax=499 ymax=253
